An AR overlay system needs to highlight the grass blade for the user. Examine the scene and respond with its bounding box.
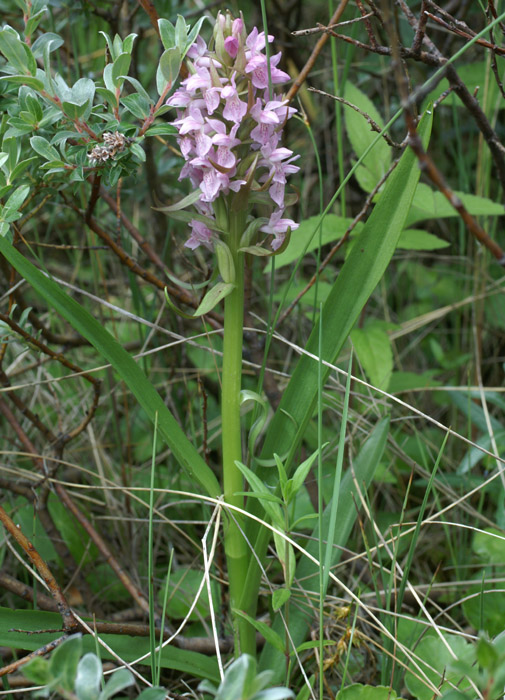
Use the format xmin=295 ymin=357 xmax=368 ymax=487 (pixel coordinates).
xmin=0 ymin=237 xmax=221 ymax=498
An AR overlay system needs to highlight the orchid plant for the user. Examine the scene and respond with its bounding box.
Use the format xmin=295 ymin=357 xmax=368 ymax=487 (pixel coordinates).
xmin=163 ymin=12 xmax=299 ymax=653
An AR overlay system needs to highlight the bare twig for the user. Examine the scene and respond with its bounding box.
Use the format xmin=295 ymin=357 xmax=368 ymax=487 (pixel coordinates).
xmin=308 ymin=87 xmax=404 ymax=148
xmin=286 ymin=0 xmax=350 ymax=102
xmin=0 ymin=505 xmax=79 ymax=633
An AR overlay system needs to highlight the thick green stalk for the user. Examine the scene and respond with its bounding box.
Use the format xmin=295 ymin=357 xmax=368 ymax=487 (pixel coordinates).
xmin=222 ymin=211 xmax=255 ymax=656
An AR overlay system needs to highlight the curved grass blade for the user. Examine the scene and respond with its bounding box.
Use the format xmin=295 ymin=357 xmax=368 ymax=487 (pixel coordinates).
xmin=0 ymin=237 xmax=221 ymax=498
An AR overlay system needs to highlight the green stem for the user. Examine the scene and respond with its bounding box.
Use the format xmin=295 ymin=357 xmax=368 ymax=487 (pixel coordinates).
xmin=222 ymin=211 xmax=255 ymax=656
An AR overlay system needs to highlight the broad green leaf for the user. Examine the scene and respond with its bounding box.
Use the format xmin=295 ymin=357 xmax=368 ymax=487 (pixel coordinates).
xmin=48 ymin=634 xmax=82 ymax=691
xmin=0 ymin=28 xmax=35 ymax=74
xmin=144 ymin=123 xmax=177 ymax=137
xmin=31 ymin=32 xmax=64 ymax=58
xmin=405 ymin=632 xmax=474 ymax=700
xmin=265 ymin=215 xmax=360 ymax=272
xmin=397 ymin=228 xmax=449 ymax=250
xmin=21 ymin=656 xmax=50 ymax=685
xmin=121 ymin=93 xmax=150 ymax=119
xmin=30 ymin=135 xmax=60 ymax=161
xmin=137 ymin=689 xmax=168 ymax=700
xmin=406 ymin=183 xmax=504 ymax=226
xmin=0 ymin=607 xmax=220 ymax=682
xmin=0 ymin=74 xmax=45 ymax=90
xmin=159 ymin=47 xmax=182 ymax=87
xmin=158 ymin=566 xmax=218 ymax=621
xmin=111 ymin=52 xmax=131 ymax=87
xmin=0 ymin=237 xmax=221 ymax=498
xmin=336 ymin=685 xmax=404 ymax=700
xmin=158 ymin=19 xmax=175 ymax=50
xmin=272 ymin=587 xmax=291 ymax=611
xmin=344 ymin=82 xmax=392 ymax=192
xmin=351 ymin=323 xmax=393 ymax=390
xmin=2 ymin=184 xmax=30 ymax=219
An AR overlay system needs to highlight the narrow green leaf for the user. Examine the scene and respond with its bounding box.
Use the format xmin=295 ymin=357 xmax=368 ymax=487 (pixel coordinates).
xmin=160 ymin=189 xmax=202 ymax=211
xmin=235 ymin=460 xmax=284 ymax=527
xmin=0 ymin=607 xmax=220 ymax=681
xmin=233 ymin=610 xmax=285 ymax=653
xmin=194 ymin=281 xmax=235 ymax=316
xmin=259 ymin=418 xmax=390 ymax=677
xmin=0 ymin=238 xmax=221 ymax=498
xmin=272 ymin=587 xmax=291 ymax=611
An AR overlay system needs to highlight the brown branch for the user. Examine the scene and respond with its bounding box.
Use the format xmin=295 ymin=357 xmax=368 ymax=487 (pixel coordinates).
xmin=0 ymin=570 xmax=60 ymax=613
xmin=137 ymin=0 xmax=160 ymax=38
xmin=52 ymin=482 xmax=151 ymax=616
xmin=390 ymin=3 xmax=505 ymax=265
xmin=99 ymin=187 xmax=171 ymax=276
xmin=0 ymin=313 xmax=101 ymax=444
xmin=0 ymin=636 xmax=69 ymax=678
xmin=0 ymin=505 xmax=79 ymax=633
xmin=286 ymin=0 xmax=350 ymax=102
xmin=396 ymin=0 xmax=505 ymax=194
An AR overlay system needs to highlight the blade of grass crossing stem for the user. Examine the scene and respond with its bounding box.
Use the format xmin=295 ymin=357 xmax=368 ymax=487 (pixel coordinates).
xmin=0 ymin=237 xmax=221 ymax=499
xmin=317 ymin=304 xmax=324 ymax=700
xmin=259 ymin=417 xmax=390 ymax=677
xmin=397 ymin=432 xmax=448 ymax=607
xmin=318 ymin=347 xmax=353 ymax=695
xmin=148 ymin=413 xmax=158 ymax=684
xmin=392 ymin=430 xmax=449 ymax=689
xmin=322 ymin=350 xmax=353 ymax=596
xmin=157 ymin=549 xmax=174 ymax=686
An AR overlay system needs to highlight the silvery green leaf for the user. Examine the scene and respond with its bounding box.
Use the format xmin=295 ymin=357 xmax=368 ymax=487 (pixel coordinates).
xmin=75 ymin=653 xmax=101 ymax=700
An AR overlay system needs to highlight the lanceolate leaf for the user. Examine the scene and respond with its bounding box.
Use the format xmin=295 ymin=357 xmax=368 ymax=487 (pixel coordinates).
xmin=260 ymin=109 xmax=432 ymax=478
xmin=243 ymin=108 xmax=433 ymax=667
xmin=0 ymin=237 xmax=220 ymax=498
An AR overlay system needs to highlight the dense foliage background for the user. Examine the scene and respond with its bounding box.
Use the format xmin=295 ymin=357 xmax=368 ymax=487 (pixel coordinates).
xmin=1 ymin=0 xmax=505 ymax=698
